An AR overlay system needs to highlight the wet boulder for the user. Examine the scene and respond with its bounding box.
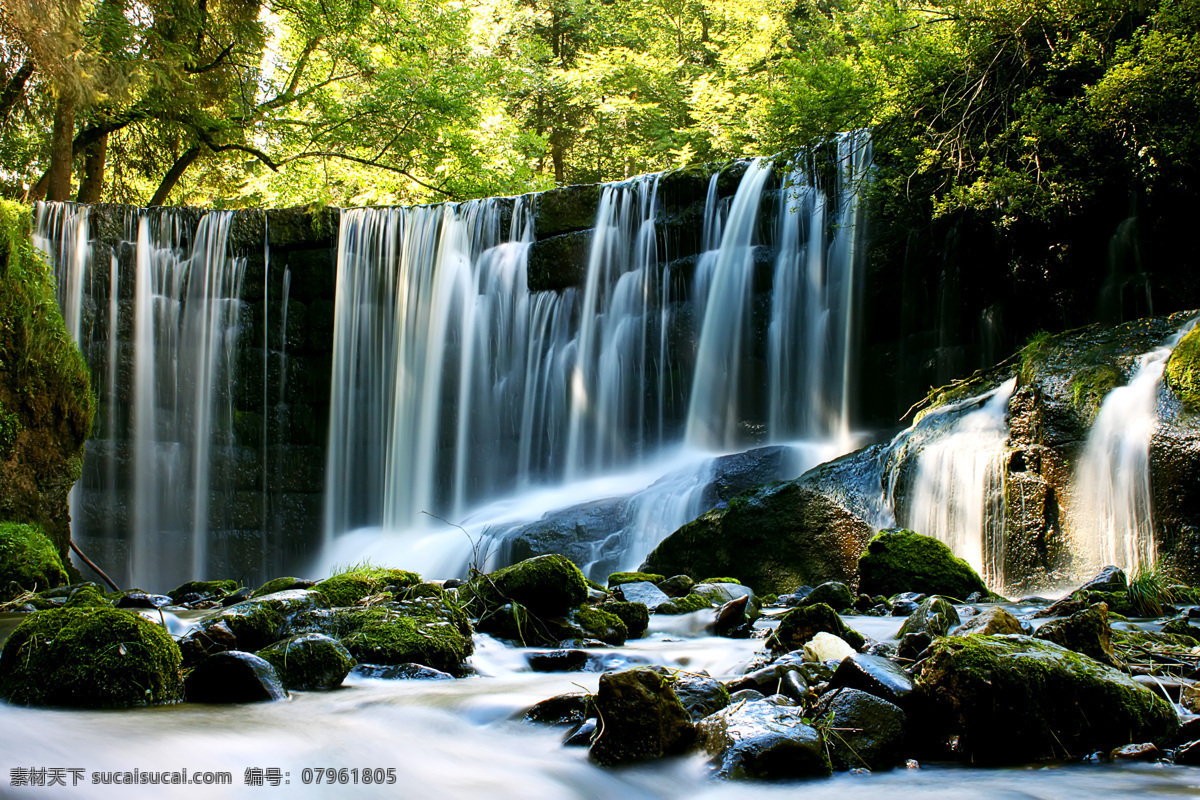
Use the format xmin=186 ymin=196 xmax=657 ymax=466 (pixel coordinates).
xmin=657 ymin=575 xmax=694 ymax=597
xmin=804 ymin=632 xmax=856 ymax=663
xmin=527 ymin=650 xmax=589 ymax=672
xmin=918 ymin=634 xmax=1178 ymax=763
xmin=820 ymin=688 xmax=907 ymax=770
xmin=607 ymin=572 xmax=664 ymax=588
xmin=1033 ymin=602 xmax=1120 ymax=667
xmin=614 ymin=581 xmax=672 ymax=612
xmin=257 ymin=633 xmax=356 ymax=690
xmin=767 ymin=602 xmax=865 ymax=654
xmin=184 ymin=651 xmax=287 ymax=703
xmin=167 ymin=579 xmax=240 ymax=605
xmin=525 ymin=692 xmax=596 ymax=726
xmin=1078 ymin=566 xmax=1127 ymax=594
xmin=642 ymin=475 xmax=875 ymax=595
xmin=802 ymin=581 xmax=854 ymax=611
xmin=672 ymin=671 xmax=730 ymax=721
xmin=465 ymin=554 xmax=588 ymax=619
xmin=953 ymin=606 xmax=1024 ymax=636
xmin=567 ymin=606 xmax=628 ymax=646
xmin=600 ymin=601 xmax=649 ymax=639
xmin=334 ymin=594 xmax=474 ymax=676
xmin=898 ymin=596 xmax=960 ymax=638
xmin=351 ymin=663 xmax=455 ymax=681
xmin=0 ymin=522 xmax=68 ymax=600
xmin=696 ymin=699 xmax=831 ymax=779
xmin=827 ymin=653 xmax=915 ymax=707
xmin=252 ymin=577 xmax=316 ymax=598
xmin=589 ymin=668 xmax=695 ymax=765
xmin=314 ymin=567 xmax=420 ymax=607
xmin=0 ymin=606 xmax=182 ymax=707
xmin=858 ymin=529 xmax=987 ymax=601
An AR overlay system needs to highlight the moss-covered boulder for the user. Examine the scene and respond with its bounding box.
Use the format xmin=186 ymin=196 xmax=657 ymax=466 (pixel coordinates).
xmin=252 ymin=577 xmax=314 ymax=598
xmin=1033 ymin=602 xmax=1120 ymax=667
xmin=334 ymin=596 xmax=473 ymax=676
xmin=63 ymin=583 xmax=111 ymax=608
xmin=0 ymin=202 xmax=96 ymax=561
xmin=257 ymin=633 xmax=356 ymax=690
xmin=642 ymin=473 xmax=874 ymax=595
xmin=697 ymin=699 xmax=831 ymax=779
xmin=568 ymin=606 xmax=627 ymax=646
xmin=0 ymin=606 xmax=182 ymax=707
xmin=465 ymin=554 xmax=588 ymax=618
xmin=167 ymin=579 xmax=240 ymax=604
xmin=898 ymin=596 xmax=960 ymax=638
xmin=918 ymin=634 xmax=1178 ymax=763
xmin=858 ymin=529 xmax=987 ymax=600
xmin=1166 ymin=325 xmax=1200 ymax=412
xmin=589 ymin=668 xmax=695 ymax=765
xmin=184 ymin=651 xmax=287 ymax=703
xmin=767 ymin=602 xmax=865 ymax=654
xmin=314 ymin=566 xmax=421 ymax=607
xmin=0 ymin=522 xmax=68 ymax=600
xmin=602 ymin=601 xmax=650 ymax=639
xmin=607 ymin=571 xmax=664 ymax=588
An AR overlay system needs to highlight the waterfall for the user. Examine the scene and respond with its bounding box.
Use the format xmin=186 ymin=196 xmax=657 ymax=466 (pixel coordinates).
xmin=1070 ymin=324 xmax=1194 ymax=575
xmin=34 ymin=205 xmax=248 ymax=590
xmin=886 ymin=378 xmax=1016 ymax=587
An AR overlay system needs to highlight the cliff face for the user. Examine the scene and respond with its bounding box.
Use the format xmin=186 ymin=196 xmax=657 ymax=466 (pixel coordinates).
xmin=0 ymin=200 xmax=95 ymax=562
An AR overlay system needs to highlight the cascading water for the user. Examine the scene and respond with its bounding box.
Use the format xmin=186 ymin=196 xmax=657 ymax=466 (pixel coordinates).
xmin=34 ymin=204 xmax=249 ymax=589
xmin=1070 ymin=323 xmax=1195 ymax=575
xmin=885 ymin=378 xmax=1016 ymax=587
xmin=321 ymin=131 xmax=873 ymax=578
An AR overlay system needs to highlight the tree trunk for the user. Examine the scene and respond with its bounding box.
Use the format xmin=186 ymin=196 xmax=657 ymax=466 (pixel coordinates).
xmin=149 ymin=145 xmax=202 ymax=206
xmin=76 ymin=133 xmax=108 ymax=202
xmin=46 ymin=91 xmax=77 ymax=202
xmin=0 ymin=60 xmax=34 ymax=129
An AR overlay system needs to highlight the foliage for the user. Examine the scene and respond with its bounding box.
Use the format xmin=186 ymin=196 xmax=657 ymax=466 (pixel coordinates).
xmin=1126 ymin=562 xmax=1178 ymax=617
xmin=1166 ymin=326 xmax=1200 ymax=413
xmin=0 ymin=521 xmax=68 ymax=600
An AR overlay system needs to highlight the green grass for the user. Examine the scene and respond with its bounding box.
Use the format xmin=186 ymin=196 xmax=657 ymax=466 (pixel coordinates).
xmin=1126 ymin=562 xmax=1178 ymax=617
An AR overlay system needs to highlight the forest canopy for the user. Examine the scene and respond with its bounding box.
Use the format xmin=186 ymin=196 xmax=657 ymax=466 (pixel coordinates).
xmin=0 ymin=0 xmax=1197 ymax=216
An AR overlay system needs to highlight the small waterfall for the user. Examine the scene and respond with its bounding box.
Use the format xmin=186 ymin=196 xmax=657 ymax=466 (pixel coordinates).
xmin=1070 ymin=324 xmax=1193 ymax=574
xmin=887 ymin=378 xmax=1016 ymax=587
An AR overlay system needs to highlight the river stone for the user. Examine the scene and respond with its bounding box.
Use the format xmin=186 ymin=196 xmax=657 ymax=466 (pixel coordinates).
xmin=615 ymin=581 xmax=672 ymax=611
xmin=184 ymin=651 xmax=287 ymax=703
xmin=168 ymin=580 xmax=240 ymax=604
xmin=672 ymin=671 xmax=730 ymax=721
xmin=730 ymin=663 xmax=809 ymax=703
xmin=696 ymin=700 xmax=832 ymax=779
xmin=115 ymin=591 xmax=173 ymax=609
xmin=918 ymin=634 xmax=1179 ymax=763
xmin=713 ymin=595 xmax=753 ymax=638
xmin=803 ymin=632 xmax=855 ymax=663
xmin=858 ymin=529 xmax=987 ymax=600
xmin=828 ymin=653 xmax=915 ymax=707
xmin=821 ymin=688 xmax=907 ymax=770
xmin=898 ymin=596 xmax=960 ymax=638
xmin=1078 ymin=566 xmax=1127 ymax=594
xmin=334 ymin=595 xmax=474 ymax=676
xmin=767 ymin=602 xmax=865 ymax=654
xmin=351 ymin=663 xmax=455 ymax=680
xmin=953 ymin=606 xmax=1024 ymax=636
xmin=524 ymin=692 xmax=595 ymax=725
xmin=600 ymin=601 xmax=649 ymax=639
xmin=589 ymin=668 xmax=695 ymax=765
xmin=527 ymin=649 xmax=589 ymax=672
xmin=642 ymin=477 xmax=875 ymax=595
xmin=1034 ymin=602 xmax=1120 ymax=667
xmin=803 ymin=581 xmax=854 ymax=611
xmin=0 ymin=606 xmax=183 ymax=708
xmin=257 ymin=633 xmax=356 ymax=690
xmin=657 ymin=575 xmax=694 ymax=597
xmin=692 ymin=582 xmax=753 ymax=604
xmin=466 ymin=554 xmax=588 ymax=618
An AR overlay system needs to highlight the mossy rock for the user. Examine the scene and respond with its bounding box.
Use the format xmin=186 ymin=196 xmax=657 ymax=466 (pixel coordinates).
xmin=898 ymin=596 xmax=960 ymax=638
xmin=257 ymin=633 xmax=356 ymax=691
xmin=0 ymin=606 xmax=182 ymax=707
xmin=1166 ymin=325 xmax=1200 ymax=412
xmin=767 ymin=602 xmax=865 ymax=654
xmin=602 ymin=601 xmax=649 ymax=639
xmin=919 ymin=634 xmax=1178 ymax=763
xmin=63 ymin=583 xmax=111 ymax=609
xmin=1069 ymin=364 xmax=1124 ymax=421
xmin=334 ymin=596 xmax=473 ymax=676
xmin=569 ymin=606 xmax=627 ymax=646
xmin=252 ymin=577 xmax=313 ymax=598
xmin=607 ymin=571 xmax=664 ymax=588
xmin=701 ymin=577 xmax=741 ymax=584
xmin=0 ymin=522 xmax=67 ymax=600
xmin=858 ymin=529 xmax=987 ymax=601
xmin=314 ymin=567 xmax=421 ymax=607
xmin=465 ymin=554 xmax=588 ymax=619
xmin=658 ymin=592 xmax=713 ymax=615
xmin=589 ymin=668 xmax=695 ymax=766
xmin=167 ymin=579 xmax=240 ymax=603
xmin=0 ymin=202 xmax=96 ymax=558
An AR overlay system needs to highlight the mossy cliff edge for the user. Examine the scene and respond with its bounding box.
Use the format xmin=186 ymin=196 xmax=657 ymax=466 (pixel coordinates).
xmin=0 ymin=201 xmax=95 ymax=561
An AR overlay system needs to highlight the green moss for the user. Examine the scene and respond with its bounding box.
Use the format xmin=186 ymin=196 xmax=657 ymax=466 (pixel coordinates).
xmin=700 ymin=577 xmax=740 ymax=585
xmin=607 ymin=571 xmax=664 ymax=587
xmin=0 ymin=202 xmax=97 ymax=553
xmin=1019 ymin=330 xmax=1054 ymax=385
xmin=64 ymin=584 xmax=111 ymax=608
xmin=0 ymin=606 xmax=182 ymax=707
xmin=334 ymin=598 xmax=473 ymax=676
xmin=257 ymin=633 xmax=356 ymax=691
xmin=602 ymin=601 xmax=649 ymax=639
xmin=464 ymin=554 xmax=588 ymax=618
xmin=167 ymin=579 xmax=240 ymax=603
xmin=314 ymin=567 xmax=421 ymax=607
xmin=570 ymin=606 xmax=628 ymax=645
xmin=0 ymin=522 xmax=68 ymax=600
xmin=659 ymin=592 xmax=713 ymax=615
xmin=1166 ymin=326 xmax=1200 ymax=412
xmin=858 ymin=528 xmax=987 ymax=601
xmin=919 ymin=634 xmax=1177 ymax=763
xmin=1069 ymin=364 xmax=1123 ymax=420
xmin=251 ymin=576 xmax=310 ymax=598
